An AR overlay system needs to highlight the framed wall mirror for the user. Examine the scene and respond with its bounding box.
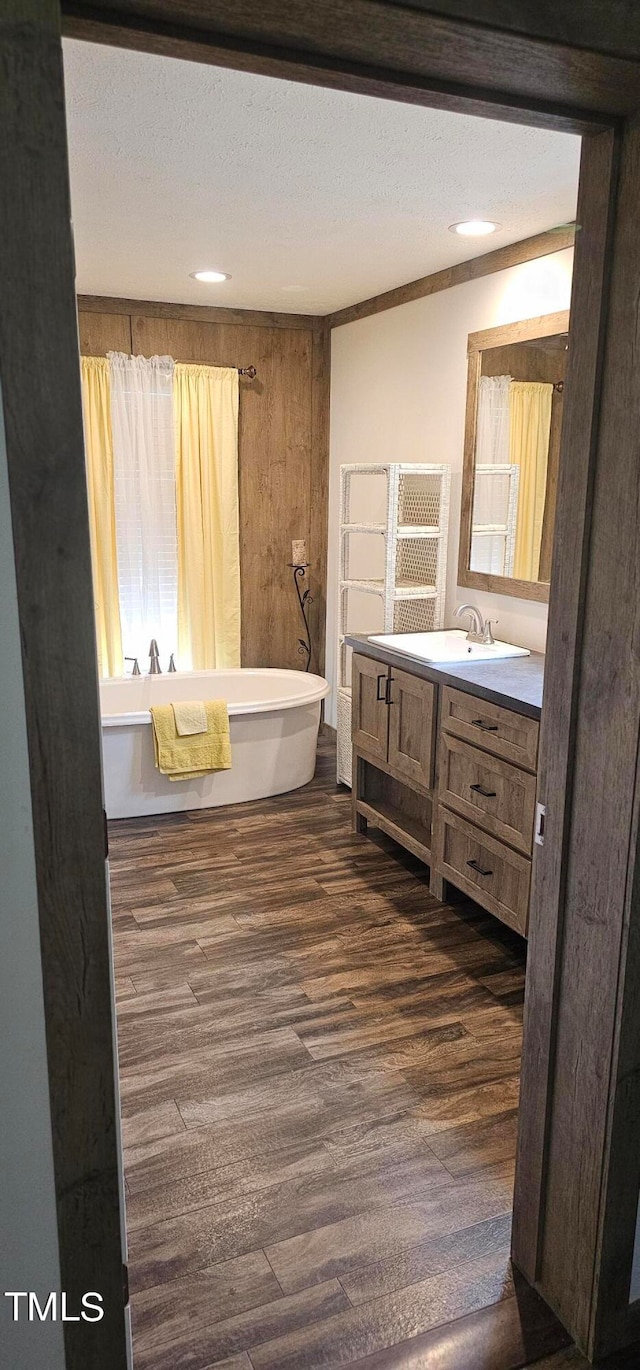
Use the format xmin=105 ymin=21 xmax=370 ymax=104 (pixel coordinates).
xmin=458 ymin=309 xmax=570 ymax=603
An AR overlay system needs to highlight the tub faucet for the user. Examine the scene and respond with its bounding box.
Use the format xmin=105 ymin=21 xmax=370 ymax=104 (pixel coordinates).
xmin=124 ymin=655 xmax=140 ymax=676
xmin=454 ymin=603 xmax=485 ymax=642
xmin=148 ymin=639 xmax=162 ymax=674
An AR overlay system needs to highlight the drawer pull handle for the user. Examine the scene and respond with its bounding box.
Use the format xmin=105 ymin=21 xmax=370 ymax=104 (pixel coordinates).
xmin=472 ymin=719 xmax=499 ymax=731
xmin=376 ymin=673 xmax=387 ymax=701
xmin=385 ymin=675 xmax=394 ymax=706
xmin=470 ymin=783 xmax=497 ymax=798
xmin=467 ymin=858 xmax=493 ymax=877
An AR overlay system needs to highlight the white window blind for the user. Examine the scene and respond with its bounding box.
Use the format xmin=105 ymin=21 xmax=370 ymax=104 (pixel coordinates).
xmin=108 ymin=352 xmax=179 ymax=669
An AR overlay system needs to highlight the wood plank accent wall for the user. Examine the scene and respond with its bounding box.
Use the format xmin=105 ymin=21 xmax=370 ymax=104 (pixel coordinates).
xmin=78 ymin=300 xmax=330 ymax=673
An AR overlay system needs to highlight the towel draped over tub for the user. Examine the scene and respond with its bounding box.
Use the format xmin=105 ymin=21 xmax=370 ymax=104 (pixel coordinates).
xmin=150 ymin=700 xmax=231 ymax=780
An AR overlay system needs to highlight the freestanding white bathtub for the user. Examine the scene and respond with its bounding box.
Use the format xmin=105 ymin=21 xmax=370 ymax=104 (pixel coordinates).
xmin=100 ymin=668 xmax=330 ymax=819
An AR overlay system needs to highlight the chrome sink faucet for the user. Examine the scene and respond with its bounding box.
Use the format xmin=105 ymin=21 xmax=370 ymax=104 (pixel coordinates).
xmin=148 ymin=639 xmax=162 ymax=674
xmin=454 ymin=604 xmax=497 ymax=646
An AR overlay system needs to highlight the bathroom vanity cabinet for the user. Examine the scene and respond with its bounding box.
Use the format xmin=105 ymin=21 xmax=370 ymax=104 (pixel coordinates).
xmin=348 ymin=636 xmax=543 ymax=937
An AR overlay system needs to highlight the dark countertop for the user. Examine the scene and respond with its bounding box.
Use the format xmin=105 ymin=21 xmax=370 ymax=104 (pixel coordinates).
xmin=345 ymin=633 xmax=545 ymax=719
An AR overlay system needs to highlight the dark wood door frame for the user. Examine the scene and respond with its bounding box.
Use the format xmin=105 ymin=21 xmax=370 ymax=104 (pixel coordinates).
xmin=5 ymin=1 xmax=640 ymax=1364
xmin=1 ymin=4 xmax=128 ymax=1368
xmin=515 ymin=114 xmax=640 ymax=1361
xmin=58 ymin=0 xmax=640 ymax=131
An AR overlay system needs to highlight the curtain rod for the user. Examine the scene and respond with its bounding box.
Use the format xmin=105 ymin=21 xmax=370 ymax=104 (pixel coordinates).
xmin=101 ymin=351 xmax=257 ymax=380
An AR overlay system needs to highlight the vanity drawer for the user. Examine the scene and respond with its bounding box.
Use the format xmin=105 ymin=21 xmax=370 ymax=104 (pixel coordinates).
xmin=441 ymin=686 xmax=539 ymax=773
xmin=435 ymin=808 xmax=530 ymax=936
xmin=438 ymin=732 xmax=537 ymax=856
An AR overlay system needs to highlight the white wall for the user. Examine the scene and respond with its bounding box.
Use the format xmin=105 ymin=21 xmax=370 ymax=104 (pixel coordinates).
xmin=325 ymin=247 xmax=574 ymax=725
xmin=0 ymin=391 xmax=65 ymax=1368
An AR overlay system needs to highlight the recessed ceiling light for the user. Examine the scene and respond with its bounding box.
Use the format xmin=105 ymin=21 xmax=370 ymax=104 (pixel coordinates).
xmin=448 ymin=220 xmax=501 ymax=237
xmin=190 ymin=269 xmax=231 ymax=283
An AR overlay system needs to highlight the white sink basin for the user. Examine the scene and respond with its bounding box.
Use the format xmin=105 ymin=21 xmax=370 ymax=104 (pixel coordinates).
xmin=368 ymin=630 xmax=530 ymax=665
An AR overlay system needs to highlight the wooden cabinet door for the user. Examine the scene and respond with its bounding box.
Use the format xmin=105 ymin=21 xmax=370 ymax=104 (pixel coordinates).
xmin=388 ymin=667 xmax=436 ymax=791
xmin=352 ymin=653 xmax=389 ymax=762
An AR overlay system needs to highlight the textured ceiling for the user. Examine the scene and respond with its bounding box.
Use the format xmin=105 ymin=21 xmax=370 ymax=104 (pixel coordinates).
xmin=63 ymin=40 xmax=580 ymax=316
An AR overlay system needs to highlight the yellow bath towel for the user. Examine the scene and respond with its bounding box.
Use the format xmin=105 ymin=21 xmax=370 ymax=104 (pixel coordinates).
xmin=150 ymin=700 xmax=231 ymax=781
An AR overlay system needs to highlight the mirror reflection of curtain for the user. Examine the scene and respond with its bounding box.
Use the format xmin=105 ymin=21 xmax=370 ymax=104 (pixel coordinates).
xmin=472 ymin=375 xmax=511 ymax=573
xmin=476 ymin=375 xmax=511 ymax=465
xmin=175 ymin=364 xmax=241 ymax=670
xmin=80 ymin=357 xmax=123 ymax=678
xmin=509 ymin=380 xmax=553 ymax=581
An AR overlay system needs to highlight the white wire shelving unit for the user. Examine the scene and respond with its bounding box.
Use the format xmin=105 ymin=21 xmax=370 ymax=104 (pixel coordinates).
xmin=336 ymin=463 xmax=451 ymax=787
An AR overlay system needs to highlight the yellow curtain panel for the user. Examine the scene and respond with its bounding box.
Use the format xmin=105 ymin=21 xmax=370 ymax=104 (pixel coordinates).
xmin=174 ymin=364 xmax=241 ymax=669
xmin=509 ymin=380 xmax=553 ymax=582
xmin=80 ymin=357 xmax=123 ymax=678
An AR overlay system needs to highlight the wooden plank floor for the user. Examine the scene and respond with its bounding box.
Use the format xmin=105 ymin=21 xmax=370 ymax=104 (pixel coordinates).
xmin=109 ymin=737 xmax=571 ymax=1370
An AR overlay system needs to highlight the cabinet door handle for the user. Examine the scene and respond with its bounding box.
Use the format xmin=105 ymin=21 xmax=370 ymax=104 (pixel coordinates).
xmin=472 ymin=719 xmax=499 ymax=731
xmin=385 ymin=675 xmax=394 ymax=705
xmin=467 ymin=858 xmax=493 ymax=877
xmin=470 ymin=783 xmax=497 ymax=798
xmin=376 ymin=673 xmax=387 ymax=701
